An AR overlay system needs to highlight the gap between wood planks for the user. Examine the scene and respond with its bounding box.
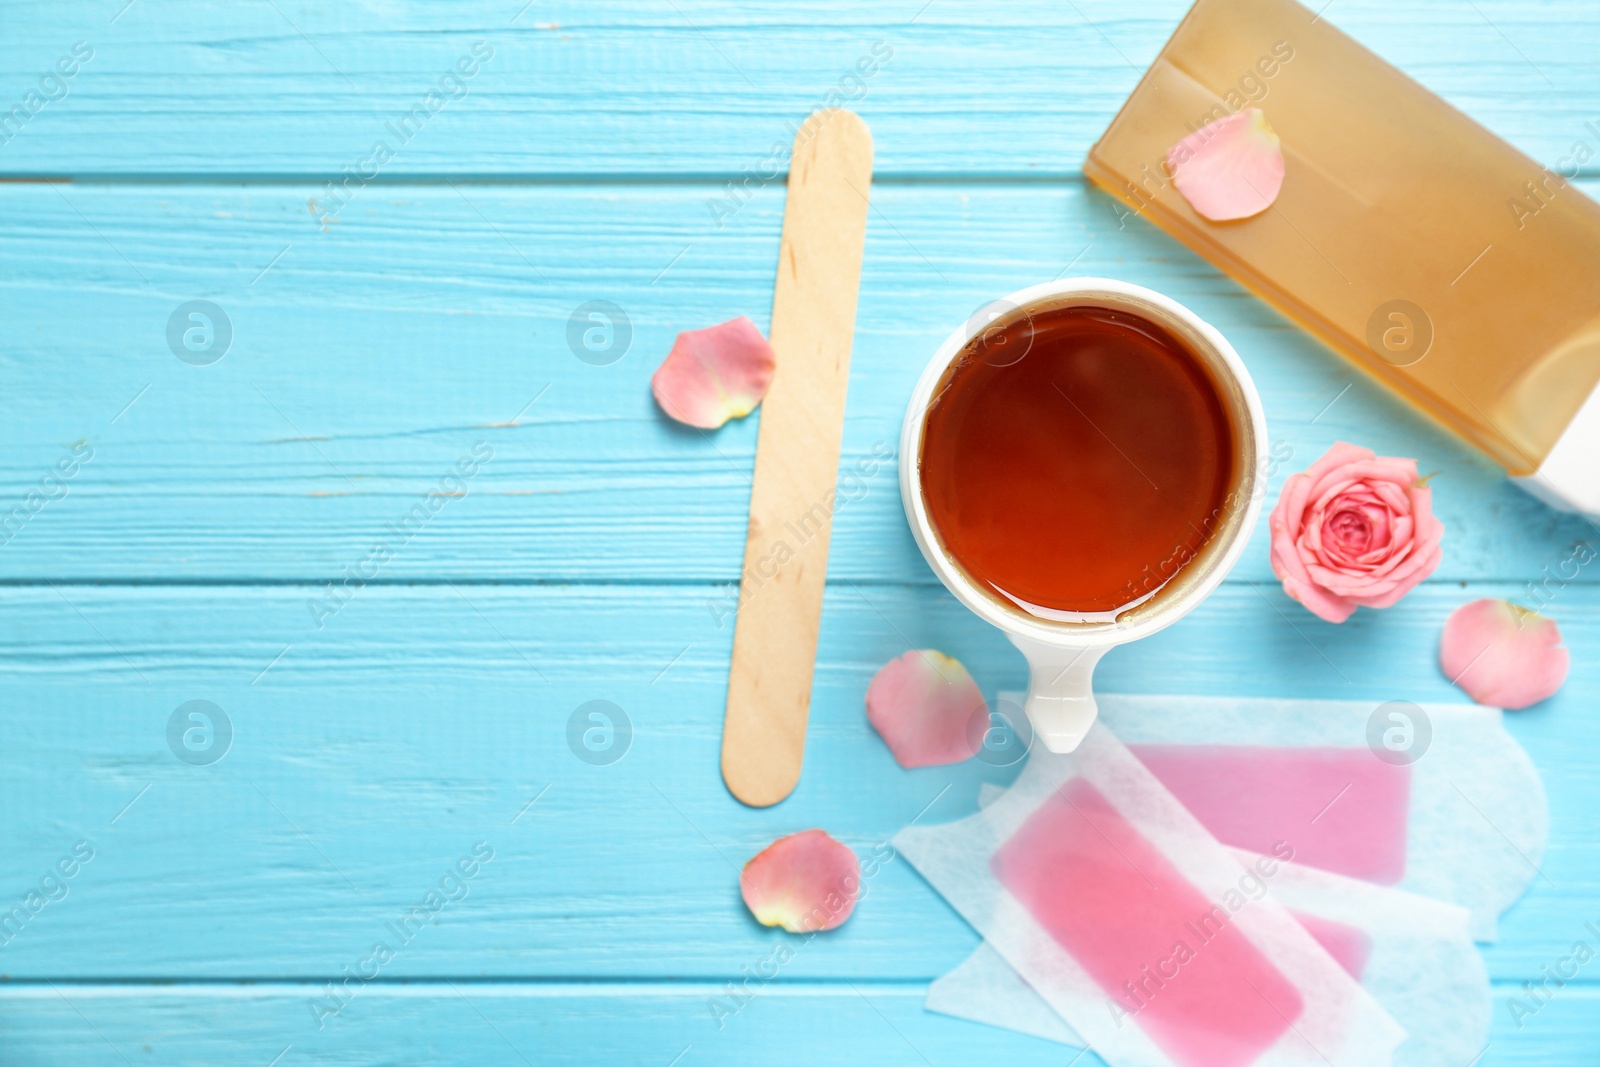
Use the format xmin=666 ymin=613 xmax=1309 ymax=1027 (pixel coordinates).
xmin=11 ymin=172 xmax=1596 ymax=185
xmin=0 ymin=579 xmax=1589 ymax=588
xmin=5 ymin=977 xmax=1596 ymax=991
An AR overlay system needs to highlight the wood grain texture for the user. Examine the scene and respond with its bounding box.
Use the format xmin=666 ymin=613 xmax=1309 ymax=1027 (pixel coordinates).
xmin=0 ymin=581 xmax=1592 ymax=982
xmin=0 ymin=1 xmax=1595 ymax=177
xmin=723 ymin=110 xmax=872 ymax=806
xmin=0 ymin=180 xmax=1594 ymax=584
xmin=1 ymin=0 xmax=1597 ymax=1062
xmin=0 ymin=983 xmax=1593 ymax=1066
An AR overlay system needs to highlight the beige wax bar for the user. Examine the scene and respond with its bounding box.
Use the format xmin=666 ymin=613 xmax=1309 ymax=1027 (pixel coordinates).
xmin=1086 ymin=0 xmax=1600 ymax=513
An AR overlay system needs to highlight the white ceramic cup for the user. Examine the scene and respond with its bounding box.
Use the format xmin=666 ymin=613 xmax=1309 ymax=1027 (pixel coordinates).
xmin=899 ymin=278 xmax=1268 ymax=753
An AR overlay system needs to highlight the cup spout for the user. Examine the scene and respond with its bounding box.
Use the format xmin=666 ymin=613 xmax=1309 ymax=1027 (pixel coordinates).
xmin=1008 ymin=636 xmax=1109 ymax=753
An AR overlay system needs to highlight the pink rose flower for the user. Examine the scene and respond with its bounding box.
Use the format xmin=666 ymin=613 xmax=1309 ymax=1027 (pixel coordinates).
xmin=1268 ymin=442 xmax=1443 ymax=623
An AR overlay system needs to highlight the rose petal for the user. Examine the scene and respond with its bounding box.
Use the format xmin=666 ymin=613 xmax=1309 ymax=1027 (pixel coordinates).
xmin=651 ymin=316 xmax=776 ymax=429
xmin=1307 ymin=442 xmax=1379 ymax=478
xmin=1275 ymin=443 xmax=1376 ymax=545
xmin=865 ymin=650 xmax=984 ymax=768
xmin=1168 ymin=108 xmax=1285 ymax=222
xmin=740 ymin=829 xmax=860 ymax=933
xmin=1350 ymin=541 xmax=1441 ymax=609
xmin=1317 ymin=502 xmax=1386 ymax=566
xmin=1279 ymin=569 xmax=1358 ymax=623
xmin=1271 ymin=507 xmax=1357 ymax=622
xmin=1440 ymin=599 xmax=1569 ymax=710
xmin=1305 ymin=456 xmax=1413 ymax=507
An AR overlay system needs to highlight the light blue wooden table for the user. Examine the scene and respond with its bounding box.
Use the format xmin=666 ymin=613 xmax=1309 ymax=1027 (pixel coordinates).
xmin=1 ymin=2 xmax=1595 ymax=1063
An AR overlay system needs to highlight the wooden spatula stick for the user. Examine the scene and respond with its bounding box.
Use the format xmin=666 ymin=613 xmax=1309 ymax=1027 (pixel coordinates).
xmin=721 ymin=110 xmax=874 ymax=808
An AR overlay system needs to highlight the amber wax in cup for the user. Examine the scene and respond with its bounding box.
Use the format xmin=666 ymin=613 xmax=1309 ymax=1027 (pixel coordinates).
xmin=919 ymin=303 xmax=1236 ymax=620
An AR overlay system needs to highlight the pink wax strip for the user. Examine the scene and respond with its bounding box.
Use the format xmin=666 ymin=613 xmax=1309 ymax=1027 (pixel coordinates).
xmin=1289 ymin=911 xmax=1372 ymax=981
xmin=991 ymin=778 xmax=1305 ymax=1067
xmin=1129 ymin=745 xmax=1411 ymax=885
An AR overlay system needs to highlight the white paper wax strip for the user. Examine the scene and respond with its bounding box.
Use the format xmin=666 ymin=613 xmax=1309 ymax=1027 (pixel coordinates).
xmin=988 ymin=692 xmax=1547 ymax=941
xmin=935 ymin=781 xmax=1491 ymax=1067
xmin=895 ymin=724 xmax=1406 ymax=1067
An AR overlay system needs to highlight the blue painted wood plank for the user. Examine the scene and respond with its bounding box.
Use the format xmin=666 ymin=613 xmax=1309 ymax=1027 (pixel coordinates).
xmin=0 ymin=181 xmax=1593 ymax=582
xmin=0 ymin=982 xmax=1593 ymax=1066
xmin=0 ymin=1 xmax=1594 ymax=178
xmin=1 ymin=2 xmax=1595 ymax=1062
xmin=0 ymin=581 xmax=1589 ymax=980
